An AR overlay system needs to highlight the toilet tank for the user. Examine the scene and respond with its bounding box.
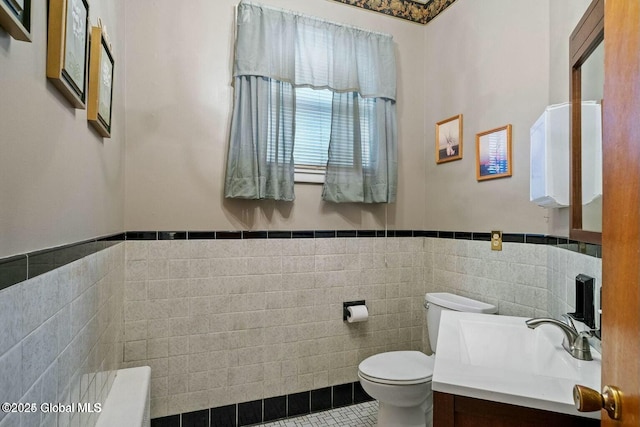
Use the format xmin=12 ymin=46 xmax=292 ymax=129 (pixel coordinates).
xmin=425 ymin=293 xmax=497 ymax=352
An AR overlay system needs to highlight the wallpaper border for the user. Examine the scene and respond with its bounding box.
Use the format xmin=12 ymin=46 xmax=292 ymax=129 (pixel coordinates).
xmin=330 ymin=0 xmax=458 ymax=25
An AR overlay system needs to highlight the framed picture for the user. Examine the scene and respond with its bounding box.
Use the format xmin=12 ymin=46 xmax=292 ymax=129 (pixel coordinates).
xmin=436 ymin=114 xmax=463 ymax=164
xmin=0 ymin=0 xmax=31 ymax=41
xmin=87 ymin=25 xmax=114 ymax=137
xmin=476 ymin=124 xmax=513 ymax=181
xmin=46 ymin=0 xmax=89 ymax=109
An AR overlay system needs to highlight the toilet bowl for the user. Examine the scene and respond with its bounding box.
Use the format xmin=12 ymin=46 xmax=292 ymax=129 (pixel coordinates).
xmin=358 ymin=351 xmax=434 ymax=427
xmin=358 ymin=293 xmax=497 ymax=427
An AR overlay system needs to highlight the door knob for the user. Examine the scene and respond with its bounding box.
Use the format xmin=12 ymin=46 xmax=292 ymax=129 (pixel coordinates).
xmin=573 ymin=384 xmax=622 ymax=420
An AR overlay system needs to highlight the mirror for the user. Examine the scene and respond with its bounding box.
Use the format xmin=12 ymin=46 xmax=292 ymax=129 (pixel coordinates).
xmin=569 ymin=0 xmax=604 ymax=244
xmin=581 ymin=43 xmax=603 ymax=233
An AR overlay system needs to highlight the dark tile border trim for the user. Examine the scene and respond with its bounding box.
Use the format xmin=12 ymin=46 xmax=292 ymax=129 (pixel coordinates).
xmin=0 ymin=229 xmax=601 ymax=292
xmin=471 ymin=232 xmax=492 ymax=241
xmin=126 ymin=231 xmax=157 ymax=240
xmin=503 ymin=233 xmax=526 ymax=243
xmin=188 ymin=231 xmax=216 ymax=240
xmin=243 ymin=231 xmax=267 ymax=239
xmin=139 ymin=230 xmax=599 ymax=258
xmin=315 ymin=230 xmax=337 ymax=238
xmin=0 ymin=233 xmax=125 ymax=292
xmin=125 ymin=230 xmax=594 ymax=253
xmin=292 ymin=230 xmax=314 ymax=239
xmin=0 ymin=255 xmax=28 ymax=292
xmin=158 ymin=231 xmax=187 ymax=240
xmin=152 ymin=381 xmax=373 ymax=427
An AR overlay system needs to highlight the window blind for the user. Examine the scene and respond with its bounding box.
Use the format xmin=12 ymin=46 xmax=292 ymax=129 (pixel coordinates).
xmin=293 ymin=87 xmax=332 ymax=168
xmin=292 ymin=87 xmax=373 ymax=170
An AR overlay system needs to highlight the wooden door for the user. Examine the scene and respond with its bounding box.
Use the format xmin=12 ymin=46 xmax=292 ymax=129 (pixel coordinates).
xmin=602 ymin=1 xmax=640 ymax=425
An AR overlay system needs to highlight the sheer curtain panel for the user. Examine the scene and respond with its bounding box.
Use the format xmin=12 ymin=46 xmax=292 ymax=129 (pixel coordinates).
xmin=224 ymin=1 xmax=397 ymax=202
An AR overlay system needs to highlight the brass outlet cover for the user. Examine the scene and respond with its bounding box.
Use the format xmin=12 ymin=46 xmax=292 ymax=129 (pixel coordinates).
xmin=491 ymin=231 xmax=503 ymax=251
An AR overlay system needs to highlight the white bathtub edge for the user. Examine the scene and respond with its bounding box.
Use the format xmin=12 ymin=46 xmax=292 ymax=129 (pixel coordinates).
xmin=95 ymin=366 xmax=151 ymax=427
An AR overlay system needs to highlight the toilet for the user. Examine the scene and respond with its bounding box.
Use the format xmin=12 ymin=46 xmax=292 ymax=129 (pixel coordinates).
xmin=358 ymin=292 xmax=497 ymax=427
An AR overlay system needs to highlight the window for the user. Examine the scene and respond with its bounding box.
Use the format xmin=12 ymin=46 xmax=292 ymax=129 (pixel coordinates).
xmin=293 ymin=87 xmax=332 ymax=183
xmin=225 ymin=2 xmax=397 ymax=203
xmin=292 ymin=87 xmax=374 ymax=183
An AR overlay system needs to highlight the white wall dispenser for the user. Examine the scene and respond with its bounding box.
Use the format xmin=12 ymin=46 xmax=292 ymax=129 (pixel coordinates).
xmin=530 ymin=101 xmax=602 ymax=208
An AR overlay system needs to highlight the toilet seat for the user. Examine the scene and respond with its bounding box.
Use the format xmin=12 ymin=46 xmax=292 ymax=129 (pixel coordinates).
xmin=358 ymin=351 xmax=434 ymax=385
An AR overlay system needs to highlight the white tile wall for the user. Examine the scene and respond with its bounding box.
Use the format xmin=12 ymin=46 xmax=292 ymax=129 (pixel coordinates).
xmin=121 ymin=237 xmax=601 ymax=420
xmin=123 ymin=238 xmax=427 ymax=418
xmin=0 ymin=236 xmax=602 ymax=424
xmin=547 ymin=246 xmax=602 ymax=322
xmin=428 ymin=239 xmax=550 ymax=321
xmin=0 ymin=244 xmax=125 ymax=427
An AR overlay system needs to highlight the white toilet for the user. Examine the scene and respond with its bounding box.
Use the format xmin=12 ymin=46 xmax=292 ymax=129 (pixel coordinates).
xmin=358 ymin=292 xmax=497 ymax=427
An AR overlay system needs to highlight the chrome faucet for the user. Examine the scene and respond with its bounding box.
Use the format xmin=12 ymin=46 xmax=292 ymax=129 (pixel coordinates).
xmin=525 ymin=314 xmax=593 ymax=361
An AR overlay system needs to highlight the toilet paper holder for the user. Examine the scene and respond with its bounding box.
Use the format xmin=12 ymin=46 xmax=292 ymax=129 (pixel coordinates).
xmin=343 ymin=300 xmax=366 ymax=321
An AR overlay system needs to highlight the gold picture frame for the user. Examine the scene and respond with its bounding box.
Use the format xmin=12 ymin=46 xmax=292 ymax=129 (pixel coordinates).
xmin=46 ymin=0 xmax=89 ymax=109
xmin=0 ymin=0 xmax=31 ymax=41
xmin=476 ymin=124 xmax=513 ymax=181
xmin=436 ymin=114 xmax=463 ymax=164
xmin=87 ymin=25 xmax=114 ymax=138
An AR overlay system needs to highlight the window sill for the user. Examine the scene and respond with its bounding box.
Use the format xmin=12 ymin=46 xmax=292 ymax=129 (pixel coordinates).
xmin=295 ymin=168 xmax=325 ymax=184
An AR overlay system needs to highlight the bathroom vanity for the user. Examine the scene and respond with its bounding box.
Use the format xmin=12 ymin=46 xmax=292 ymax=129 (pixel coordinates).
xmin=433 ymin=392 xmax=598 ymax=427
xmin=432 ymin=312 xmax=601 ymax=427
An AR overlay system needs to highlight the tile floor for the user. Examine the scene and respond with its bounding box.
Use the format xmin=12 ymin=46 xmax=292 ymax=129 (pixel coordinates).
xmin=258 ymin=401 xmax=377 ymax=427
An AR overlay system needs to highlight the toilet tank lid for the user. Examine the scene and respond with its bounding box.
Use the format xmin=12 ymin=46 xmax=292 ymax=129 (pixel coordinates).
xmin=425 ymin=292 xmax=497 ymax=314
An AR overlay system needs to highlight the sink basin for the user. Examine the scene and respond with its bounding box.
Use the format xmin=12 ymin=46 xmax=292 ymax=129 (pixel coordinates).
xmin=458 ymin=318 xmax=582 ymax=380
xmin=432 ymin=311 xmax=601 ymax=419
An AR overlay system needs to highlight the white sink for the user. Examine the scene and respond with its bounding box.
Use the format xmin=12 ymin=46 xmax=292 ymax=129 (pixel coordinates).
xmin=432 ymin=311 xmax=601 ymax=419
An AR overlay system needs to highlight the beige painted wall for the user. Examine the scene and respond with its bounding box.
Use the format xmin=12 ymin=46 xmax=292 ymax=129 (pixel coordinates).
xmin=123 ymin=0 xmax=592 ymax=236
xmin=124 ymin=0 xmax=427 ymax=232
xmin=422 ymin=0 xmax=551 ymax=234
xmin=0 ymin=0 xmax=126 ymax=259
xmin=1 ymin=0 xmax=596 ymax=259
xmin=548 ymin=0 xmax=593 ymax=105
xmin=422 ymin=0 xmax=592 ymax=235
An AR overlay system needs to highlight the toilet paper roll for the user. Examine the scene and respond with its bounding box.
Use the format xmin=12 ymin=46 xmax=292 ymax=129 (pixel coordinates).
xmin=347 ymin=305 xmax=368 ymax=323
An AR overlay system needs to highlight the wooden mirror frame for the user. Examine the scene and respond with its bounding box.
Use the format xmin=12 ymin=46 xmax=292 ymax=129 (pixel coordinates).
xmin=569 ymin=0 xmax=604 ymax=245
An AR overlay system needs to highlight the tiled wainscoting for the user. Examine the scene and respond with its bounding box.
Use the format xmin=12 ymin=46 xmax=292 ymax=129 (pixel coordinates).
xmin=120 ymin=233 xmax=601 ymax=423
xmin=547 ymin=245 xmax=602 ymax=321
xmin=122 ymin=236 xmax=428 ymax=419
xmin=0 ymin=243 xmax=125 ymax=427
xmin=427 ymin=237 xmax=602 ymax=321
xmin=0 ymin=230 xmax=602 ymax=427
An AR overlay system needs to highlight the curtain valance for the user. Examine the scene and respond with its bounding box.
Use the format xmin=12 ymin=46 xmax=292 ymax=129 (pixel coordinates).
xmin=234 ymin=1 xmax=397 ymax=101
